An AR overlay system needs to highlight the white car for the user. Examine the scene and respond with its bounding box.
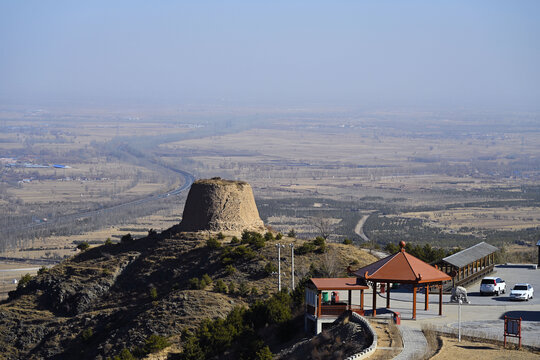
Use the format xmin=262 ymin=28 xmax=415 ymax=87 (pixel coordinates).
xmin=480 ymin=277 xmax=506 ymax=296
xmin=509 ymin=284 xmax=534 ymax=301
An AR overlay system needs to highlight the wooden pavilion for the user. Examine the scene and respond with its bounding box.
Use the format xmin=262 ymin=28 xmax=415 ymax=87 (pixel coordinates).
xmin=351 ymin=241 xmax=451 ymax=319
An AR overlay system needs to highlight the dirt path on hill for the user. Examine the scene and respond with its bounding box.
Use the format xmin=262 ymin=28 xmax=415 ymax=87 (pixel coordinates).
xmin=354 ymin=214 xmax=371 ymax=242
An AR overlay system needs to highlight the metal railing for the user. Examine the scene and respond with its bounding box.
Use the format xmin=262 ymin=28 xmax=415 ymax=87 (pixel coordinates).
xmin=444 ymin=264 xmax=494 ymax=292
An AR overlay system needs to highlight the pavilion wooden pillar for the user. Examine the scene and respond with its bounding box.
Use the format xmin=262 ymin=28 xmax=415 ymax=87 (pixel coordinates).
xmin=372 ymin=282 xmax=377 ymax=316
xmin=386 ymin=282 xmax=391 ymax=309
xmin=348 ymin=290 xmax=352 ymax=310
xmin=425 ymin=284 xmax=429 ymax=311
xmin=317 ymin=291 xmax=322 ymax=317
xmin=360 ymin=289 xmax=364 ymax=310
xmin=412 ymin=285 xmax=417 ymax=320
xmin=438 ymin=283 xmax=443 ymax=316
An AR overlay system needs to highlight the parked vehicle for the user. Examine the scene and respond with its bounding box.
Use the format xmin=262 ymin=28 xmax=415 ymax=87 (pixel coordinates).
xmin=480 ymin=277 xmax=506 ymax=295
xmin=509 ymin=284 xmax=534 ymax=301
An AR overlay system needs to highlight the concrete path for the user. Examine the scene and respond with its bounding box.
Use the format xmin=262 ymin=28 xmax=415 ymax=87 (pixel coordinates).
xmin=394 ymin=325 xmax=428 ymax=360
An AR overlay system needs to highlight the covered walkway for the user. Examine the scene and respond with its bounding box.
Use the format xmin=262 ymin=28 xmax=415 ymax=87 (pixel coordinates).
xmin=434 ymin=241 xmax=498 ymax=290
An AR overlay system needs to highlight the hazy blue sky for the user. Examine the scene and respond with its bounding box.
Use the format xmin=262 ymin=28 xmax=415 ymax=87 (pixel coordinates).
xmin=1 ymin=1 xmax=539 ymax=109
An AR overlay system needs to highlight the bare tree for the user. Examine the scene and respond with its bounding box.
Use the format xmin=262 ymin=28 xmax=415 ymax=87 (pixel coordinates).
xmin=295 ymin=262 xmax=312 ymax=280
xmin=321 ymin=248 xmax=341 ymax=277
xmin=309 ymin=216 xmax=333 ymax=240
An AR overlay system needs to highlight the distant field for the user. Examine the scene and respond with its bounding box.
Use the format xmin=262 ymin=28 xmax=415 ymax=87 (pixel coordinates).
xmin=0 ymin=209 xmax=183 ymax=261
xmin=2 ymin=108 xmax=540 ymax=258
xmin=399 ymin=207 xmax=540 ymax=231
xmin=0 ymin=262 xmax=42 ymax=300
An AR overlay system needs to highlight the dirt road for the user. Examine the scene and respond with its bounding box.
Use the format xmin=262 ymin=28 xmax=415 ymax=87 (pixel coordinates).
xmin=354 ymin=214 xmax=371 ymax=242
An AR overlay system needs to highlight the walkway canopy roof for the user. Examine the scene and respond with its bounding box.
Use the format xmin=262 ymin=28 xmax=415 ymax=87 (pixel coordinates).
xmin=353 ymin=243 xmax=451 ymax=284
xmin=308 ymin=277 xmax=369 ymax=291
xmin=441 ymin=241 xmax=498 ymax=269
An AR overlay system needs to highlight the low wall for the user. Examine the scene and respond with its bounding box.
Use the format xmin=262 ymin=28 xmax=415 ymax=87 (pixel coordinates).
xmin=344 ymin=313 xmax=378 ymax=360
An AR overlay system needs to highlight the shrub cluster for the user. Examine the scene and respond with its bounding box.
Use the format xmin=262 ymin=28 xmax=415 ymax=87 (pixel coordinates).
xmin=263 ymin=262 xmax=278 ymax=276
xmin=189 ymin=274 xmax=212 ymax=290
xmin=179 ymin=291 xmax=293 ymax=360
xmin=17 ymin=273 xmax=32 ymax=290
xmin=238 ymin=282 xmax=249 ymax=297
xmin=77 ymin=241 xmax=90 ymax=251
xmin=225 ymin=264 xmax=237 ymax=275
xmin=241 ymin=231 xmax=265 ymax=249
xmin=295 ymin=237 xmax=326 ymax=255
xmin=120 ymin=233 xmax=133 ymax=244
xmin=213 ymin=279 xmax=228 ymax=293
xmin=206 ymin=237 xmax=221 ymax=249
xmin=107 ymin=334 xmax=171 ymax=360
xmin=221 ymin=245 xmax=256 ymax=265
xmin=81 ymin=327 xmax=93 ymax=342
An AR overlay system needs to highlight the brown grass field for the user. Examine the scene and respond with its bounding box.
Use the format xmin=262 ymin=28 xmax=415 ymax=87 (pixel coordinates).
xmin=432 ymin=335 xmax=540 ymax=360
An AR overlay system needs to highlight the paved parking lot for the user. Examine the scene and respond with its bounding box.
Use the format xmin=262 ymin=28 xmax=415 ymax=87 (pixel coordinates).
xmin=464 ymin=265 xmax=539 ymax=305
xmin=366 ymin=265 xmax=540 ymax=347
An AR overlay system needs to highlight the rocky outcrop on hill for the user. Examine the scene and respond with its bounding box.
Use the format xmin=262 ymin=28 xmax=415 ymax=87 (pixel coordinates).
xmin=0 ymin=228 xmax=260 ymax=360
xmin=0 ymin=217 xmax=377 ymax=359
xmin=179 ymin=177 xmax=265 ymax=233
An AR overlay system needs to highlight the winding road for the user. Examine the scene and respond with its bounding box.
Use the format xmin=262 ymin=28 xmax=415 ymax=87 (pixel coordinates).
xmin=354 ymin=214 xmax=371 ymax=242
xmin=354 ymin=214 xmax=388 ymax=259
xmin=5 ymin=166 xmax=195 ymax=233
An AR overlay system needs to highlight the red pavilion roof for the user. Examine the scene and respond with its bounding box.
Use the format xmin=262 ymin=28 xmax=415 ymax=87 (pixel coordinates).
xmin=308 ymin=277 xmax=369 ymax=291
xmin=353 ymin=249 xmax=451 ymax=284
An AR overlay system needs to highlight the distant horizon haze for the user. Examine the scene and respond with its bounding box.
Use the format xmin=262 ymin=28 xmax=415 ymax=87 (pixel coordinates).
xmin=1 ymin=1 xmax=539 ymax=111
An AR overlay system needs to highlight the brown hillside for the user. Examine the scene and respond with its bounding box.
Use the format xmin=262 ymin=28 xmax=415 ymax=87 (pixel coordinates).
xmin=0 ymin=223 xmax=377 ymax=359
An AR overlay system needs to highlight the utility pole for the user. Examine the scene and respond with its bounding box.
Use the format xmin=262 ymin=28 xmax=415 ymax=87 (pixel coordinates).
xmin=290 ymin=243 xmax=295 ymax=290
xmin=458 ymin=298 xmax=462 ymax=342
xmin=276 ymin=243 xmax=285 ymax=291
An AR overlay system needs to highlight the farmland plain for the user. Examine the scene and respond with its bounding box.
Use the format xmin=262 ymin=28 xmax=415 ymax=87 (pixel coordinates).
xmin=1 ymin=106 xmax=539 ymax=265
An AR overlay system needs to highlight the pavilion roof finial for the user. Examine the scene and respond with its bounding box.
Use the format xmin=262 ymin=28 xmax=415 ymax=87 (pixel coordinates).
xmin=400 ymin=241 xmax=406 ymax=252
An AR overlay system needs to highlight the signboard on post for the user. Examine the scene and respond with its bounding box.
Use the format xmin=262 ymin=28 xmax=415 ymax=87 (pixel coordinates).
xmin=504 ymin=316 xmax=522 ymax=348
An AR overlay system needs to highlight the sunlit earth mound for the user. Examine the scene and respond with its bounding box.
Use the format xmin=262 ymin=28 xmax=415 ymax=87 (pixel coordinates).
xmin=179 ymin=177 xmax=265 ymax=233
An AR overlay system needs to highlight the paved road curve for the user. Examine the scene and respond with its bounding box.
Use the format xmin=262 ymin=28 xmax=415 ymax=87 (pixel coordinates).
xmin=5 ymin=167 xmax=195 ymax=233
